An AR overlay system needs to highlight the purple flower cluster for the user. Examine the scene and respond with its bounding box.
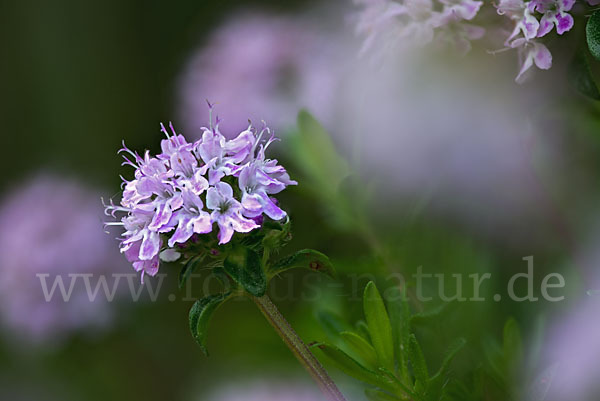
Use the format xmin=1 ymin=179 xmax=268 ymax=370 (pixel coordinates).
xmin=494 ymin=0 xmax=597 ymax=82
xmin=105 ymin=107 xmax=296 ymax=282
xmin=355 ymin=0 xmax=485 ymax=54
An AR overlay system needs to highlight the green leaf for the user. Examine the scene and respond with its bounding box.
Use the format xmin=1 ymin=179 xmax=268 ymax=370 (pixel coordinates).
xmin=223 ymin=247 xmax=266 ymax=297
xmin=364 ymin=388 xmax=403 ymax=401
xmin=292 ymin=110 xmax=350 ymax=189
xmin=503 ymin=317 xmax=523 ymax=370
xmin=268 ymin=249 xmax=336 ymax=278
xmin=314 ymin=343 xmax=394 ymax=390
xmin=568 ymin=48 xmax=600 ymax=100
xmin=188 ymin=292 xmax=230 ymax=355
xmin=364 ymin=282 xmax=395 ymax=371
xmin=179 ymin=255 xmax=205 ymax=289
xmin=409 ymin=334 xmax=430 ymax=385
xmin=429 ymin=337 xmax=466 ymax=382
xmin=386 ymin=286 xmax=411 ymax=383
xmin=587 ymin=10 xmax=600 ymax=61
xmin=340 ymin=331 xmax=379 ymax=369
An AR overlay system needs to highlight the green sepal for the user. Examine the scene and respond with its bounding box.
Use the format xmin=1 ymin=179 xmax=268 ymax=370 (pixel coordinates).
xmin=178 ymin=254 xmax=206 ymax=289
xmin=223 ymin=247 xmax=266 ymax=297
xmin=268 ymin=249 xmax=336 ymax=279
xmin=261 ymin=218 xmax=292 ymax=250
xmin=364 ymin=281 xmax=395 ymax=371
xmin=188 ymin=292 xmax=231 ymax=355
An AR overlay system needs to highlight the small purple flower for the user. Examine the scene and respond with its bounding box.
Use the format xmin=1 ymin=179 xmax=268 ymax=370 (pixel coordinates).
xmin=531 ymin=0 xmax=575 ymax=37
xmin=496 ymin=0 xmax=540 ymax=46
xmin=515 ymin=39 xmax=552 ymax=83
xmin=206 ymin=182 xmax=260 ymax=244
xmin=167 ymin=189 xmax=212 ymax=247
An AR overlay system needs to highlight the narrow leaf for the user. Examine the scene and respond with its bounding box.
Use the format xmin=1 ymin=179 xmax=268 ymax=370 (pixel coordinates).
xmin=340 ymin=331 xmax=379 ymax=369
xmin=314 ymin=343 xmax=394 ymax=390
xmin=408 ymin=334 xmax=429 ymax=385
xmin=188 ymin=292 xmax=230 ymax=355
xmin=386 ymin=286 xmax=411 ymax=382
xmin=223 ymin=247 xmax=266 ymax=296
xmin=429 ymin=337 xmax=466 ymax=382
xmin=364 ymin=281 xmax=395 ymax=371
xmin=268 ymin=249 xmax=336 ymax=278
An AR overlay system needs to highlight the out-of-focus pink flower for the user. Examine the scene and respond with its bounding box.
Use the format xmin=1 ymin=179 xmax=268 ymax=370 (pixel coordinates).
xmin=176 ymin=13 xmax=342 ymax=137
xmin=0 ymin=174 xmax=125 ymax=345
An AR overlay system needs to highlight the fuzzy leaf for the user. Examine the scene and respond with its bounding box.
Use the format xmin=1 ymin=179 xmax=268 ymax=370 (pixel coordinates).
xmin=223 ymin=247 xmax=266 ymax=296
xmin=189 ymin=292 xmax=230 ymax=355
xmin=268 ymin=249 xmax=335 ymax=278
xmin=568 ymin=48 xmax=600 ymax=100
xmin=587 ymin=10 xmax=600 ymax=61
xmin=364 ymin=282 xmax=395 ymax=371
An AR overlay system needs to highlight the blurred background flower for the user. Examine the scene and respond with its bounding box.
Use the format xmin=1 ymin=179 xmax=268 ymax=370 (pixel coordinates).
xmin=0 ymin=173 xmax=125 ymax=346
xmin=176 ymin=11 xmax=346 ymax=137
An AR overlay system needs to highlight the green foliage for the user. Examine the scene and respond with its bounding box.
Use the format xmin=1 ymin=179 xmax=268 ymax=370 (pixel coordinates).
xmin=568 ymin=48 xmax=600 ymax=100
xmin=364 ymin=282 xmax=396 ymax=371
xmin=268 ymin=249 xmax=336 ymax=279
xmin=587 ymin=10 xmax=600 ymax=61
xmin=315 ymin=281 xmax=466 ymax=401
xmin=188 ymin=292 xmax=231 ymax=355
xmin=223 ymin=247 xmax=266 ymax=297
xmin=178 ymin=217 xmax=335 ymax=352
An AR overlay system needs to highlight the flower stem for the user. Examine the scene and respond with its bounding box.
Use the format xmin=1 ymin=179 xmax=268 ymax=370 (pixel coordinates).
xmin=252 ymin=294 xmax=347 ymax=401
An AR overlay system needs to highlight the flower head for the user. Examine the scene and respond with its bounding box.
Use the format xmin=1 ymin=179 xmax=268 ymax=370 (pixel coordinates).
xmin=105 ymin=106 xmax=296 ymax=281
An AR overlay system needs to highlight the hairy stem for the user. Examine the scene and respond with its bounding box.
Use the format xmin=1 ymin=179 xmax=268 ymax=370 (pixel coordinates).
xmin=252 ymin=294 xmax=347 ymax=401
